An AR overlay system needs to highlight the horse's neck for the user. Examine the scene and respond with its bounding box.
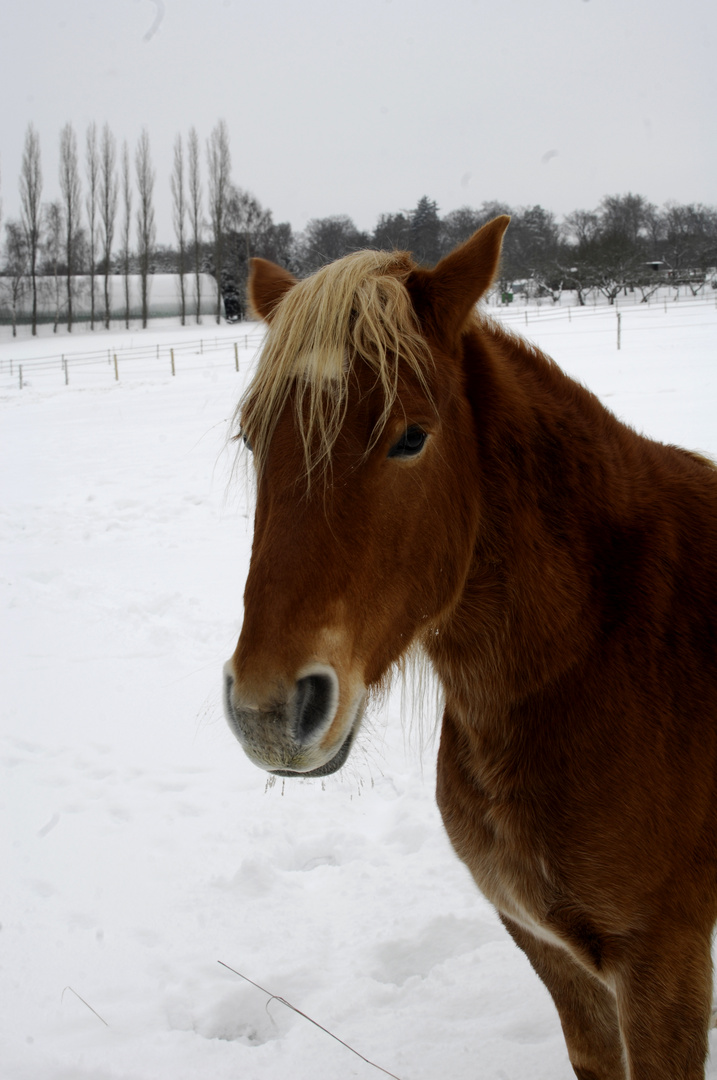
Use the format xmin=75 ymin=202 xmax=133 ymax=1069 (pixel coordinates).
xmin=431 ymin=322 xmax=642 ymax=720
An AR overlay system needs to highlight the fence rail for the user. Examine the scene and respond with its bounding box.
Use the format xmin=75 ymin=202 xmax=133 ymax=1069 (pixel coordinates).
xmin=2 ymin=290 xmax=715 ymax=392
xmin=1 ymin=330 xmax=266 ymax=390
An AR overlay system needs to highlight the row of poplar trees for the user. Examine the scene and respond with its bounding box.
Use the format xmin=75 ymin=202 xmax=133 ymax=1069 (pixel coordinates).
xmin=1 ymin=120 xmax=235 ymax=335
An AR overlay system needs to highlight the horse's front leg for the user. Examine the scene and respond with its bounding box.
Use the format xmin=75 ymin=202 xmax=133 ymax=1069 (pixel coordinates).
xmin=504 ymin=912 xmax=715 ymax=1080
xmin=501 ymin=915 xmax=626 ymax=1080
xmin=612 ymin=921 xmax=714 ymax=1080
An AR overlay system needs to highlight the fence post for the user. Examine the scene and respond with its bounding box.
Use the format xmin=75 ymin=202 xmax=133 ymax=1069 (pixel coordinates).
xmin=234 ymin=342 xmax=239 ymax=371
xmin=171 ymin=348 xmax=175 ymax=376
xmin=114 ymin=354 xmax=119 ymax=381
xmin=63 ymin=357 xmax=69 ymax=385
xmin=19 ymin=365 xmax=23 ymax=390
xmin=617 ymin=312 xmax=622 ymax=351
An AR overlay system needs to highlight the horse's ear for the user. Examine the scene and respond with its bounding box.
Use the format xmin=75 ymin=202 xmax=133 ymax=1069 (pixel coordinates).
xmin=406 ymin=215 xmax=510 ymax=341
xmin=249 ymin=257 xmax=297 ymax=322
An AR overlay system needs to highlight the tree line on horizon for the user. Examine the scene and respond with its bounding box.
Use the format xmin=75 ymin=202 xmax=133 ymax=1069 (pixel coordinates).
xmin=1 ymin=120 xmax=716 ymax=336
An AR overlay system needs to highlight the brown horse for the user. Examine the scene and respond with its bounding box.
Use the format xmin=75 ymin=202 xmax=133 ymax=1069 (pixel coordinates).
xmin=223 ymin=217 xmax=717 ymax=1080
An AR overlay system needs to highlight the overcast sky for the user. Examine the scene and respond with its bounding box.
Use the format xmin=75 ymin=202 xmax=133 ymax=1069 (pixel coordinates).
xmin=1 ymin=0 xmax=715 ymax=243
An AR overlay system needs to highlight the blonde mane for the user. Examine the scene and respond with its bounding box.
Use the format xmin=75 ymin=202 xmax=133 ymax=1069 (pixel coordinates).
xmin=236 ymin=249 xmax=434 ymax=487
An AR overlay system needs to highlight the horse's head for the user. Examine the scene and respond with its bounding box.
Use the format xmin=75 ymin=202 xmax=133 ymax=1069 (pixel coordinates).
xmin=223 ymin=216 xmax=509 ymax=776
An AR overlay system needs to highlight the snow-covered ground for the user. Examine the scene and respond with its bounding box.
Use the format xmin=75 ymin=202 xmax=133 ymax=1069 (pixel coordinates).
xmin=2 ymin=295 xmax=717 ymax=1080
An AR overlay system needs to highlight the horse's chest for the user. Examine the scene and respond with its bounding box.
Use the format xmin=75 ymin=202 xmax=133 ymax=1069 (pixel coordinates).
xmin=435 ymin=720 xmax=559 ymax=938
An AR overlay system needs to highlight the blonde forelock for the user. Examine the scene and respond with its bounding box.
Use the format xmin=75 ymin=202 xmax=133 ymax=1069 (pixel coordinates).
xmin=236 ymin=249 xmax=434 ymax=488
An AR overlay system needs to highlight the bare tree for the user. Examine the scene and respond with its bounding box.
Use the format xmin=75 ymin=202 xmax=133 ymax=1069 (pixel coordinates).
xmin=598 ymin=193 xmax=656 ymax=247
xmin=590 ymin=237 xmax=641 ymax=305
xmin=500 ymin=204 xmax=560 ymax=299
xmin=99 ymin=123 xmax=118 ymax=328
xmin=561 ymin=209 xmax=600 ymax=247
xmin=559 ymin=210 xmax=602 ymax=306
xmin=171 ymin=133 xmax=187 ymax=325
xmin=187 ymin=127 xmax=203 ymax=323
xmin=207 ymin=119 xmax=231 ymax=324
xmin=439 ymin=206 xmax=487 ymax=253
xmin=224 ymin=187 xmax=268 ymax=319
xmin=59 ymin=123 xmax=81 ymax=331
xmin=120 ymin=140 xmax=132 ymax=328
xmin=135 ymin=128 xmax=156 ymax=329
xmin=555 ymin=258 xmax=593 ymax=307
xmin=223 ymin=187 xmax=294 ymax=318
xmin=85 ymin=122 xmax=100 ymax=329
xmin=227 ymin=187 xmax=273 ymax=263
xmin=43 ymin=200 xmax=64 ymax=333
xmin=661 ymin=202 xmax=717 ymax=295
xmin=19 ymin=123 xmax=43 ymax=336
xmin=296 ymin=214 xmax=368 ymax=275
xmin=3 ymin=220 xmax=29 ymax=337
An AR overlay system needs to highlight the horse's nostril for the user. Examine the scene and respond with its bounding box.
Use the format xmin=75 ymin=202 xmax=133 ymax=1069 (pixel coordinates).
xmin=294 ymin=673 xmax=336 ymax=744
xmin=223 ymin=664 xmax=236 ymax=716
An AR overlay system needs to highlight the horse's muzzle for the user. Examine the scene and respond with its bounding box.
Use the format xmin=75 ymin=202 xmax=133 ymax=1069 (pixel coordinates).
xmin=222 ymin=661 xmax=364 ymax=776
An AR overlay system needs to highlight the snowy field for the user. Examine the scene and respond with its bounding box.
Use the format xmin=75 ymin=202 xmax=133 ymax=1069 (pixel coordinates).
xmin=2 ymin=294 xmax=717 ymax=1080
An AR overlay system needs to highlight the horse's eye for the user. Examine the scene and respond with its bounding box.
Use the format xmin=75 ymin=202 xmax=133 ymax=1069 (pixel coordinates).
xmin=388 ymin=425 xmax=428 ymax=459
xmin=241 ymin=430 xmax=253 ymax=453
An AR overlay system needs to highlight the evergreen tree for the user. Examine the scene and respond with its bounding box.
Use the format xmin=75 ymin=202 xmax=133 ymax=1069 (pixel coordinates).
xmin=372 ymin=211 xmax=410 ymax=252
xmin=409 ymin=196 xmax=441 ymax=266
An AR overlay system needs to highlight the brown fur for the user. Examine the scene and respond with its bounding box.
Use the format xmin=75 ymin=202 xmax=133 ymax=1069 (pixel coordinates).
xmin=225 ymin=217 xmax=717 ymax=1079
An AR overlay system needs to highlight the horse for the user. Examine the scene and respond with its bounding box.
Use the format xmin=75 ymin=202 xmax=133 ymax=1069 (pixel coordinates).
xmin=223 ymin=216 xmax=717 ymax=1080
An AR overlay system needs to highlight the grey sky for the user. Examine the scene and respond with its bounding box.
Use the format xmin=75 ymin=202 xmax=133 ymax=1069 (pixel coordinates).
xmin=1 ymin=0 xmax=715 ymax=243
